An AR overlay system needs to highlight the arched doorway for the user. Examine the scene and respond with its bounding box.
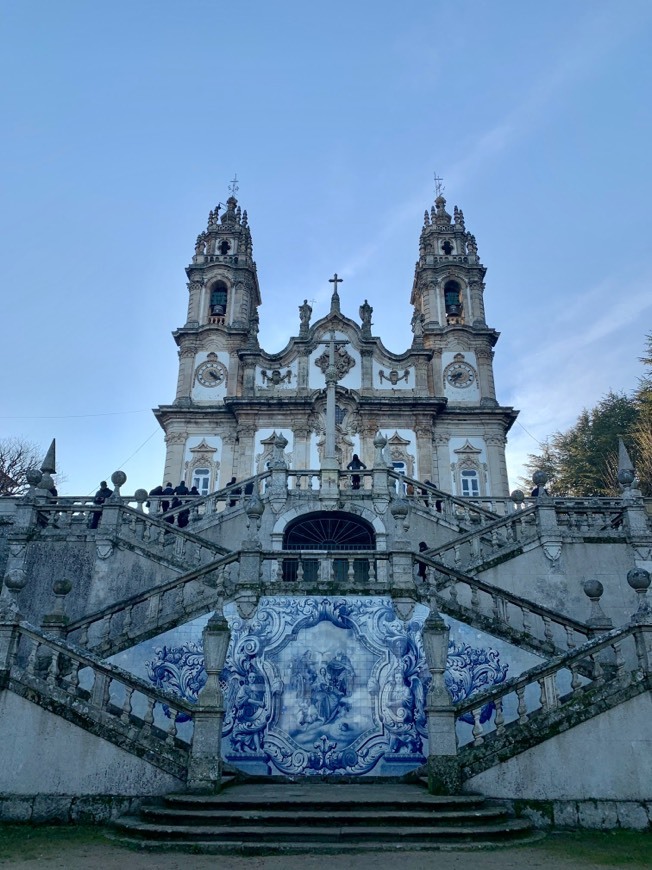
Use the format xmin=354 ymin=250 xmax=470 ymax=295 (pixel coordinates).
xmin=282 ymin=511 xmax=375 ymax=582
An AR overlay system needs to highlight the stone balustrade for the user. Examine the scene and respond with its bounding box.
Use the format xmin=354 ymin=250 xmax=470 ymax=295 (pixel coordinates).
xmin=424 ymin=507 xmax=539 ymax=574
xmin=65 ymin=554 xmax=239 ymax=657
xmin=8 ymin=621 xmax=193 ymax=779
xmin=259 ymin=549 xmax=390 ymax=588
xmin=455 ymin=625 xmax=646 ymax=756
xmin=418 ymin=559 xmax=590 ymax=656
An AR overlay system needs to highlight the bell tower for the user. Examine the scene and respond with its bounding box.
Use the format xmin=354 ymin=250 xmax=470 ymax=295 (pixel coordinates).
xmin=410 ymin=193 xmax=498 ymax=408
xmin=173 ymin=192 xmax=261 ymax=407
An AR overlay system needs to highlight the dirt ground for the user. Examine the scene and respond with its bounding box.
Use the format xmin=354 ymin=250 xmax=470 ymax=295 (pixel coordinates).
xmin=0 ymin=838 xmax=649 ymax=870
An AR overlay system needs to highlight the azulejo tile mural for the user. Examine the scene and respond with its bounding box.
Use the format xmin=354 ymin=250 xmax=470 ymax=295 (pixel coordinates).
xmin=144 ymin=597 xmax=510 ymax=778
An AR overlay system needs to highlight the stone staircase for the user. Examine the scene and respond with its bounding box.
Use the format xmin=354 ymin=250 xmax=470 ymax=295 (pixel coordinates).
xmin=112 ymin=782 xmax=537 ymax=853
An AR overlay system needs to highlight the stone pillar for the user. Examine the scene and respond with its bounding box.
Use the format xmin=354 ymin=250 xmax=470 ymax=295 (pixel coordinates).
xmin=422 ymin=606 xmax=460 ymax=794
xmin=221 ymin=432 xmax=238 ymax=484
xmin=469 ymin=278 xmax=486 ymax=326
xmin=415 ymin=424 xmax=433 ymax=484
xmin=430 ymin=348 xmax=443 ymax=395
xmin=175 ymin=347 xmax=196 ymax=403
xmin=484 ymin=433 xmax=509 ymax=498
xmin=235 ymin=427 xmax=255 ymax=481
xmin=372 ymin=433 xmax=389 ymax=498
xmin=187 ymin=609 xmax=231 ymax=793
xmin=163 ymin=432 xmax=187 ymax=486
xmin=475 ymin=347 xmax=496 ymax=403
xmin=433 ymin=434 xmax=450 ymax=491
xmin=186 ymin=280 xmax=202 ymax=327
xmin=297 ymin=348 xmax=310 ymax=393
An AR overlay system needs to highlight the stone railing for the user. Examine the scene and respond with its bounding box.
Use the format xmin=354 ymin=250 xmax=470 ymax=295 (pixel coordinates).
xmin=388 ymin=472 xmax=503 ymax=528
xmin=6 ymin=621 xmax=193 ymax=779
xmin=423 ymin=506 xmax=540 ymax=574
xmin=116 ymin=506 xmax=228 ymax=566
xmin=259 ymin=549 xmax=391 ymax=589
xmin=65 ymin=553 xmax=239 ymax=657
xmin=455 ymin=624 xmax=650 ymax=775
xmin=552 ymin=498 xmax=629 ymax=536
xmin=148 ymin=473 xmax=270 ymax=527
xmin=418 ymin=557 xmax=591 ymax=656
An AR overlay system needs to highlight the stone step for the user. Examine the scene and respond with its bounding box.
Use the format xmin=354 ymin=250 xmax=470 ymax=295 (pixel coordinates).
xmin=114 ymin=817 xmax=533 ymax=843
xmin=113 ymin=783 xmax=535 ymax=853
xmin=140 ymin=805 xmax=511 ymax=826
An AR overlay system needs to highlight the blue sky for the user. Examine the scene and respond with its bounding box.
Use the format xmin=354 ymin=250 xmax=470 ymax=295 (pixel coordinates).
xmin=2 ymin=1 xmax=652 ymax=495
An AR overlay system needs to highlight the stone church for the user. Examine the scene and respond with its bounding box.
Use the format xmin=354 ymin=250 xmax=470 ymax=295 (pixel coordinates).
xmin=0 ymin=189 xmax=650 ymax=847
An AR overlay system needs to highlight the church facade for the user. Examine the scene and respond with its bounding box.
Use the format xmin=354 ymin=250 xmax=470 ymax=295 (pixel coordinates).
xmin=0 ymin=189 xmax=651 ymax=836
xmin=155 ymin=192 xmax=515 ymax=500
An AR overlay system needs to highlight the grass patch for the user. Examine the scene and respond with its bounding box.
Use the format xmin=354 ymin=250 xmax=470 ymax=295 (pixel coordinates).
xmin=542 ymin=830 xmax=652 ymax=867
xmin=0 ymin=824 xmax=108 ymax=860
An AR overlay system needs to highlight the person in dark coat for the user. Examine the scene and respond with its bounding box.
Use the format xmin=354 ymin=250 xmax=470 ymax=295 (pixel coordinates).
xmin=89 ymin=481 xmax=113 ymax=529
xmin=347 ymin=454 xmax=367 ymax=490
xmin=174 ymin=482 xmax=190 ymax=527
xmin=175 ymin=481 xmax=189 ymax=497
xmin=161 ymin=482 xmax=174 ymax=513
xmin=227 ymin=476 xmax=241 ymax=507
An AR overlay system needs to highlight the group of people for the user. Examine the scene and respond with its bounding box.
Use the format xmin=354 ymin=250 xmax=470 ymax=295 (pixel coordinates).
xmin=148 ymin=482 xmax=200 ymax=527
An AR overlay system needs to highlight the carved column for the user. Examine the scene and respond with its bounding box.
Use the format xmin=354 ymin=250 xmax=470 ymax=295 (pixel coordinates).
xmin=186 ymin=279 xmax=203 ymax=327
xmin=430 ymin=348 xmax=443 ymax=395
xmin=297 ymin=348 xmax=310 ymax=393
xmin=415 ymin=424 xmax=433 ymax=483
xmin=360 ymin=349 xmax=374 ymax=391
xmin=293 ymin=426 xmax=311 ymax=470
xmin=469 ymin=279 xmax=486 ymax=326
xmin=221 ymin=432 xmax=239 ymax=484
xmin=175 ymin=346 xmax=196 ymax=404
xmin=475 ymin=347 xmax=496 ymax=402
xmin=187 ymin=609 xmax=231 ymax=793
xmin=484 ymin=433 xmax=509 ymax=498
xmin=422 ymin=605 xmax=460 ymax=794
xmin=433 ymin=434 xmax=450 ymax=491
xmin=164 ymin=432 xmax=187 ymax=485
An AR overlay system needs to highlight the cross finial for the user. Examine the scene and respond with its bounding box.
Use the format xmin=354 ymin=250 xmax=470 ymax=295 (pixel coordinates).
xmin=228 ymin=173 xmax=239 ymax=196
xmin=434 ymin=172 xmax=445 ymax=197
xmin=329 ymin=273 xmax=343 ymax=292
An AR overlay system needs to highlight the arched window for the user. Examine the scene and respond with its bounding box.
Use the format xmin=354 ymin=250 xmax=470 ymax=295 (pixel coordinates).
xmin=444 ymin=280 xmax=462 ymax=319
xmin=209 ymin=281 xmax=228 ymax=320
xmin=219 ymin=240 xmax=231 ymax=255
xmin=282 ymin=511 xmax=375 ymax=583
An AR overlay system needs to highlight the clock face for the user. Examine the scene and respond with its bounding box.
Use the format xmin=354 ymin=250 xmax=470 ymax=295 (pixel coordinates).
xmin=195 ymin=359 xmax=228 ymax=388
xmin=444 ymin=360 xmax=476 ymax=389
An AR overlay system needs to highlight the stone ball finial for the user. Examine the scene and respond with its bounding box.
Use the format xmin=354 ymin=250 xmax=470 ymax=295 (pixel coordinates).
xmin=3 ymin=568 xmax=27 ymax=592
xmin=627 ymin=568 xmax=651 ymax=592
xmin=111 ymin=470 xmax=127 ymax=488
xmin=510 ymin=490 xmax=525 ymax=503
xmin=583 ymin=579 xmax=604 ymax=600
xmin=390 ymin=496 xmax=409 ymax=520
xmin=532 ymin=470 xmax=548 ymax=487
xmin=25 ymin=468 xmax=43 ymax=487
xmin=245 ymin=490 xmax=265 ymax=519
xmin=373 ymin=432 xmax=387 ymax=449
xmin=52 ymin=578 xmax=72 ymax=597
xmin=134 ymin=488 xmax=148 ymax=503
xmin=617 ymin=468 xmax=635 ymax=488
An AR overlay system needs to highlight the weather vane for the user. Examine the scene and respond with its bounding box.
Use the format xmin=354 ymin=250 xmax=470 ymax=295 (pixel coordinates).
xmin=228 ymin=173 xmax=239 ymax=196
xmin=434 ymin=172 xmax=445 ymax=197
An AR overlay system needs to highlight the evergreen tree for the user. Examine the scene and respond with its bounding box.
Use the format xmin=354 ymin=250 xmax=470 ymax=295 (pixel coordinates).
xmin=520 ymin=392 xmax=639 ymax=497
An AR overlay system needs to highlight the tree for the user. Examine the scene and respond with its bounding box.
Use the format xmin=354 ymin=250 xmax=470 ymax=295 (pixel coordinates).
xmin=0 ymin=437 xmax=43 ymax=496
xmin=630 ymin=333 xmax=652 ymax=495
xmin=520 ymin=392 xmax=639 ymax=497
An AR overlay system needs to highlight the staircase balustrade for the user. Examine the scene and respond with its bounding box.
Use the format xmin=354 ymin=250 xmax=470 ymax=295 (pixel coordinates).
xmin=65 ymin=553 xmax=239 ymax=657
xmin=8 ymin=621 xmax=193 ymax=778
xmin=259 ymin=549 xmax=388 ymax=588
xmin=417 ymin=557 xmax=590 ymax=655
xmin=455 ymin=625 xmax=647 ymax=760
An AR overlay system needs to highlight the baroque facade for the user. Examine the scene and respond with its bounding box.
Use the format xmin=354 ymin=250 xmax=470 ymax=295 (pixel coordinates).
xmin=0 ymin=191 xmax=651 ymax=840
xmin=155 ymin=192 xmax=514 ymax=500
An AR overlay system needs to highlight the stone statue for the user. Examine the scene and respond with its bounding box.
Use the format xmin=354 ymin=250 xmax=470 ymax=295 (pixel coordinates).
xmin=194 ymin=234 xmax=206 ymax=256
xmin=299 ymin=299 xmax=312 ymax=333
xmin=467 ymin=234 xmax=478 ymax=256
xmin=359 ymin=299 xmax=373 ymax=335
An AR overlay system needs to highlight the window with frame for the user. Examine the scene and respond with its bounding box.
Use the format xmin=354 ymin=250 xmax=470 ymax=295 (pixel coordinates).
xmin=192 ymin=467 xmax=211 ymax=496
xmin=460 ymin=469 xmax=480 ymax=497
